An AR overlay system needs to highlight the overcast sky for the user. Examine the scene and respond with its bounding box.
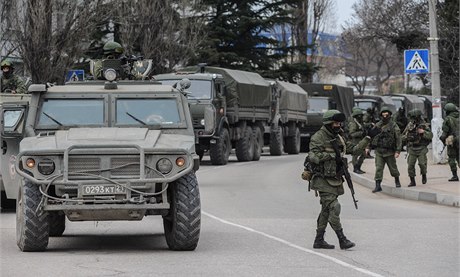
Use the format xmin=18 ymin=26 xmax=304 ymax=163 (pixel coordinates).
xmin=333 ymin=0 xmax=357 ymax=33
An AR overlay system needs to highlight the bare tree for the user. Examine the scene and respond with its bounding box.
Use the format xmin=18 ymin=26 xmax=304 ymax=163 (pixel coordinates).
xmin=0 ymin=1 xmax=21 ymax=63
xmin=116 ymin=0 xmax=206 ymax=74
xmin=8 ymin=0 xmax=110 ymax=84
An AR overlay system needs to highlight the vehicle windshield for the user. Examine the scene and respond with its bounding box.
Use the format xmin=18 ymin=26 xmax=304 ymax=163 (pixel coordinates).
xmin=159 ymin=79 xmax=212 ymax=99
xmin=391 ymin=97 xmax=404 ymax=110
xmin=355 ymin=101 xmax=375 ymax=110
xmin=37 ymin=99 xmax=104 ymax=128
xmin=307 ymin=98 xmax=329 ymax=114
xmin=116 ymin=98 xmax=181 ymax=126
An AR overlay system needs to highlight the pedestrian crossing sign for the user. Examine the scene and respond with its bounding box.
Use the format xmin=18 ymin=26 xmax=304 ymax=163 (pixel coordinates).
xmin=404 ymin=49 xmax=429 ymax=74
xmin=65 ymin=70 xmax=85 ymax=82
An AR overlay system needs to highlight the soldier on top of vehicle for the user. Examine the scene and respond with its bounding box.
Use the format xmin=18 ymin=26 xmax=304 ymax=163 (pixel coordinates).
xmin=93 ymin=41 xmax=126 ymax=80
xmin=1 ymin=60 xmax=27 ymax=94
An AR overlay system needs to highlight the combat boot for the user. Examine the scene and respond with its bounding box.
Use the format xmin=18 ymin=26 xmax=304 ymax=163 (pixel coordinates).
xmin=408 ymin=177 xmax=416 ymax=187
xmin=353 ymin=165 xmax=365 ymax=174
xmin=372 ymin=180 xmax=382 ymax=193
xmin=395 ymin=177 xmax=401 ymax=188
xmin=449 ymin=171 xmax=459 ymax=182
xmin=313 ymin=230 xmax=335 ymax=249
xmin=422 ymin=174 xmax=427 ymax=184
xmin=335 ymin=229 xmax=355 ymax=250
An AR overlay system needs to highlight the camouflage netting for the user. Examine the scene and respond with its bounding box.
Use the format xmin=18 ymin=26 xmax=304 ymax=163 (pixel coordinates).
xmin=276 ymin=81 xmax=308 ymax=112
xmin=206 ymin=67 xmax=271 ymax=107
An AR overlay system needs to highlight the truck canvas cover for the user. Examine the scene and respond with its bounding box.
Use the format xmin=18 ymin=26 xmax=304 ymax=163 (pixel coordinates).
xmin=276 ymin=81 xmax=308 ymax=112
xmin=299 ymin=83 xmax=354 ymax=117
xmin=206 ymin=67 xmax=271 ymax=107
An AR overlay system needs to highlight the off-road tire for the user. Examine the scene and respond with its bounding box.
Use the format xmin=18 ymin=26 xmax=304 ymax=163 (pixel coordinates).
xmin=48 ymin=211 xmax=66 ymax=237
xmin=209 ymin=128 xmax=231 ymax=165
xmin=236 ymin=125 xmax=254 ymax=162
xmin=285 ymin=127 xmax=301 ymax=154
xmin=269 ymin=125 xmax=284 ymax=156
xmin=163 ymin=172 xmax=201 ymax=251
xmin=16 ymin=181 xmax=49 ymax=252
xmin=252 ymin=126 xmax=263 ymax=161
xmin=1 ymin=190 xmax=16 ymax=211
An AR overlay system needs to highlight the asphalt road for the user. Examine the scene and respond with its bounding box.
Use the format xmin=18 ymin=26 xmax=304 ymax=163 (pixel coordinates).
xmin=1 ymin=152 xmax=459 ymax=277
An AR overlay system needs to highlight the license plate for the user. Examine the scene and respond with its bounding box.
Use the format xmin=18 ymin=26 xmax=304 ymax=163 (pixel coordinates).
xmin=80 ymin=184 xmax=127 ymax=196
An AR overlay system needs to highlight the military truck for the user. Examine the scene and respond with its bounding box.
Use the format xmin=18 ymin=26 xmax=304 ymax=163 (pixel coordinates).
xmin=390 ymin=94 xmax=426 ymax=116
xmin=0 ymin=75 xmax=202 ymax=251
xmin=0 ymin=93 xmax=31 ymax=210
xmin=155 ymin=67 xmax=307 ymax=165
xmin=354 ymin=94 xmax=396 ymax=117
xmin=298 ymin=83 xmax=354 ymax=151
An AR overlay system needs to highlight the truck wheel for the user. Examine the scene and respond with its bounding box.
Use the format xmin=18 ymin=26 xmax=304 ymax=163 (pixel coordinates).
xmin=163 ymin=172 xmax=201 ymax=251
xmin=252 ymin=126 xmax=263 ymax=161
xmin=16 ymin=181 xmax=49 ymax=252
xmin=48 ymin=211 xmax=66 ymax=237
xmin=236 ymin=126 xmax=254 ymax=162
xmin=285 ymin=127 xmax=301 ymax=154
xmin=269 ymin=125 xmax=283 ymax=156
xmin=209 ymin=128 xmax=231 ymax=165
xmin=1 ymin=190 xmax=16 ymax=211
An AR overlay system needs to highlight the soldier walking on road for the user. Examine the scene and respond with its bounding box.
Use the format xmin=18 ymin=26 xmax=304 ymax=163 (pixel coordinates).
xmin=1 ymin=60 xmax=26 ymax=94
xmin=402 ymin=109 xmax=433 ymax=186
xmin=348 ymin=109 xmax=367 ymax=174
xmin=440 ymin=103 xmax=459 ymax=181
xmin=371 ymin=106 xmax=402 ymax=192
xmin=394 ymin=107 xmax=408 ymax=132
xmin=303 ymin=110 xmax=377 ymax=250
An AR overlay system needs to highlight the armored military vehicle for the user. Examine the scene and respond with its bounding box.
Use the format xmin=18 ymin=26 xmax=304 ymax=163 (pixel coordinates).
xmin=0 ymin=93 xmax=31 ymax=210
xmin=298 ymin=83 xmax=354 ymax=151
xmin=155 ymin=66 xmax=307 ymax=165
xmin=0 ymin=73 xmax=202 ymax=251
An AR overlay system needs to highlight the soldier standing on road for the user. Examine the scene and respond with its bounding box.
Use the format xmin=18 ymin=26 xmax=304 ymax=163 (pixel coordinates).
xmin=394 ymin=107 xmax=409 ymax=132
xmin=348 ymin=109 xmax=367 ymax=174
xmin=1 ymin=60 xmax=26 ymax=94
xmin=363 ymin=107 xmax=376 ymax=159
xmin=402 ymin=109 xmax=433 ymax=187
xmin=371 ymin=106 xmax=402 ymax=192
xmin=440 ymin=103 xmax=460 ymax=181
xmin=304 ymin=110 xmax=378 ymax=250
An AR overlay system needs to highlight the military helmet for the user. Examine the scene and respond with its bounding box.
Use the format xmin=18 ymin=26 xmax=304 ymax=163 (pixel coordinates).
xmin=444 ymin=103 xmax=458 ymax=113
xmin=380 ymin=105 xmax=393 ymax=115
xmin=323 ymin=110 xmax=346 ymax=125
xmin=352 ymin=108 xmax=364 ymax=117
xmin=408 ymin=108 xmax=422 ymax=118
xmin=1 ymin=60 xmax=13 ymax=69
xmin=103 ymin=41 xmax=124 ymax=55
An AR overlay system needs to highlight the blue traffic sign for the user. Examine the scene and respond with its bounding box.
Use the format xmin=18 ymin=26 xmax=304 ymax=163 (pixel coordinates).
xmin=65 ymin=70 xmax=85 ymax=82
xmin=404 ymin=49 xmax=429 ymax=74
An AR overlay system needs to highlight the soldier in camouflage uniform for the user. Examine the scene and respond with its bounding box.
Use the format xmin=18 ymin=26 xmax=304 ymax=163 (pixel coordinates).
xmin=393 ymin=107 xmax=408 ymax=132
xmin=371 ymin=106 xmax=402 ymax=192
xmin=93 ymin=41 xmax=125 ymax=80
xmin=1 ymin=60 xmax=26 ymax=94
xmin=304 ymin=110 xmax=379 ymax=250
xmin=440 ymin=103 xmax=459 ymax=181
xmin=402 ymin=109 xmax=433 ymax=186
xmin=348 ymin=109 xmax=367 ymax=174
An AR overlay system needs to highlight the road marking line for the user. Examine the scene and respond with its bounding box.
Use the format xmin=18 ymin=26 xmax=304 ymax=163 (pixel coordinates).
xmin=203 ymin=211 xmax=383 ymax=277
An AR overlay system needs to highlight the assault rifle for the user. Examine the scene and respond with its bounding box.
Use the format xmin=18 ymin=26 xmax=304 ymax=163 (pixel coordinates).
xmin=330 ymin=138 xmax=358 ymax=209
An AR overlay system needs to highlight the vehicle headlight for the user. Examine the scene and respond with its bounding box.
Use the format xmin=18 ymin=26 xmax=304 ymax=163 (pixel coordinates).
xmin=156 ymin=158 xmax=173 ymax=174
xmin=37 ymin=159 xmax=55 ymax=175
xmin=200 ymin=119 xmax=205 ymax=126
xmin=104 ymin=68 xmax=117 ymax=81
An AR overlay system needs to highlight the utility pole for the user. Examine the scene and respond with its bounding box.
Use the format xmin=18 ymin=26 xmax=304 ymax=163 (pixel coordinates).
xmin=428 ymin=0 xmax=445 ymax=164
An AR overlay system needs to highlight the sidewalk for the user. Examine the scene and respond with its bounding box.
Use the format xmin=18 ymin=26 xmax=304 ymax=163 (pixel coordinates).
xmin=348 ymin=149 xmax=460 ymax=208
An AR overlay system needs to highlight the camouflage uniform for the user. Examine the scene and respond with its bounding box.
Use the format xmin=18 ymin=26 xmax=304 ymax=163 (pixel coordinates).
xmin=371 ymin=106 xmax=402 ymax=192
xmin=1 ymin=61 xmax=27 ymax=94
xmin=402 ymin=109 xmax=433 ymax=186
xmin=93 ymin=41 xmax=125 ymax=80
xmin=393 ymin=107 xmax=408 ymax=131
xmin=440 ymin=103 xmax=460 ymax=181
xmin=348 ymin=109 xmax=366 ymax=174
xmin=307 ymin=110 xmax=372 ymax=250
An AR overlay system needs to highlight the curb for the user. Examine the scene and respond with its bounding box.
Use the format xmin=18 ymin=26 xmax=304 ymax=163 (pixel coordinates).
xmin=350 ymin=171 xmax=460 ymax=208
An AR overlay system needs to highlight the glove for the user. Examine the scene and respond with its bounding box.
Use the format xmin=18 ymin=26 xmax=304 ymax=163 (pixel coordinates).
xmin=301 ymin=170 xmax=312 ymax=181
xmin=367 ymin=126 xmax=382 ymax=138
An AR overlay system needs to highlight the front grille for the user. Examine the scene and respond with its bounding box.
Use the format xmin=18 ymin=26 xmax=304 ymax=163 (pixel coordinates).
xmin=111 ymin=157 xmax=140 ymax=177
xmin=68 ymin=157 xmax=101 ymax=179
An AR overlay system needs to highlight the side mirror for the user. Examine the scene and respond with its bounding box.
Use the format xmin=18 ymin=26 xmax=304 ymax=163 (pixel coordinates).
xmin=1 ymin=106 xmax=27 ymax=138
xmin=203 ymin=105 xmax=216 ymax=134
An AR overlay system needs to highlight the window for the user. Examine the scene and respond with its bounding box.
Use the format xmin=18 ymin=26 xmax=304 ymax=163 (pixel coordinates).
xmin=308 ymin=98 xmax=329 ymax=113
xmin=37 ymin=99 xmax=104 ymax=128
xmin=116 ymin=98 xmax=181 ymax=126
xmin=159 ymin=79 xmax=212 ymax=99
